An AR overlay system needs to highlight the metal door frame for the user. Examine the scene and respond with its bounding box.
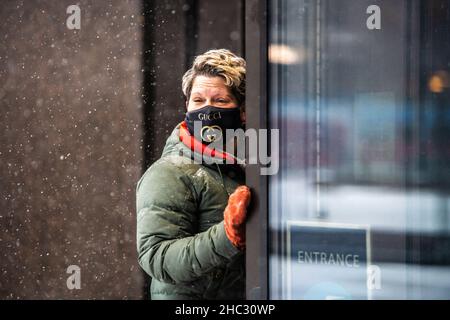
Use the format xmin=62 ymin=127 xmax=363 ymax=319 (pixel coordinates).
xmin=245 ymin=0 xmax=269 ymax=300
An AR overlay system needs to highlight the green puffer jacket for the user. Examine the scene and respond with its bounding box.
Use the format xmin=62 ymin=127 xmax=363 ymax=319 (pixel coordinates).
xmin=136 ymin=122 xmax=245 ymax=300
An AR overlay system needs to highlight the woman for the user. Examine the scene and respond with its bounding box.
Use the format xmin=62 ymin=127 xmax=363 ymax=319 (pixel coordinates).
xmin=136 ymin=49 xmax=251 ymax=300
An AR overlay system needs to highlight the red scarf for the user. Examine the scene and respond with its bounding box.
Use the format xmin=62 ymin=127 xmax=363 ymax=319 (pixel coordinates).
xmin=179 ymin=121 xmax=236 ymax=164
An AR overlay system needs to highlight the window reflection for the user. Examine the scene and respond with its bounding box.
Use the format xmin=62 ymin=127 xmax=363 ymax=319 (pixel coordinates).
xmin=269 ymin=0 xmax=450 ymax=299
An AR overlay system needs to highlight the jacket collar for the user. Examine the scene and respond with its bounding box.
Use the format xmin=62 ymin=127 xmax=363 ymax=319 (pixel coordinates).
xmin=161 ymin=122 xmax=246 ymax=171
xmin=179 ymin=121 xmax=239 ymax=164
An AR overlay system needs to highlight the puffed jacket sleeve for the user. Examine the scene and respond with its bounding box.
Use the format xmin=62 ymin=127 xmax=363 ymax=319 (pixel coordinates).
xmin=136 ymin=160 xmax=240 ymax=285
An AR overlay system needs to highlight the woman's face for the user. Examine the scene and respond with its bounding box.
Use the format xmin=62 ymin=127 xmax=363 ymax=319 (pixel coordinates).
xmin=186 ymin=75 xmax=246 ymax=122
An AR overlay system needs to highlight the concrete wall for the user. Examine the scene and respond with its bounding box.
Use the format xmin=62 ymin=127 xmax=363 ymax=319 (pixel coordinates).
xmin=0 ymin=0 xmax=144 ymax=299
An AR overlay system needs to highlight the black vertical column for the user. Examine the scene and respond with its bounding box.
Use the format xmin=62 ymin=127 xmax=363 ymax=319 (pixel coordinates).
xmin=245 ymin=0 xmax=269 ymax=300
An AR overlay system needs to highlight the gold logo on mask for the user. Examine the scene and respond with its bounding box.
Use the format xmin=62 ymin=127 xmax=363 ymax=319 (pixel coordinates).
xmin=200 ymin=125 xmax=222 ymax=143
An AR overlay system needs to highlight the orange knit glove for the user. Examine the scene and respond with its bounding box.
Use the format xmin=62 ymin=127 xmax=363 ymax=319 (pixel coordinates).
xmin=223 ymin=185 xmax=251 ymax=251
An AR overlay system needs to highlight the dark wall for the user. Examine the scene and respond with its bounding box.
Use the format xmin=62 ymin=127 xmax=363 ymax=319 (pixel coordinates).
xmin=196 ymin=0 xmax=244 ymax=54
xmin=143 ymin=0 xmax=244 ymax=168
xmin=0 ymin=0 xmax=244 ymax=299
xmin=0 ymin=0 xmax=144 ymax=299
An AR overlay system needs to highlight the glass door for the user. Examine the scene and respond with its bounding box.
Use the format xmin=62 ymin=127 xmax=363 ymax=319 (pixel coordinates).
xmin=268 ymin=0 xmax=450 ymax=299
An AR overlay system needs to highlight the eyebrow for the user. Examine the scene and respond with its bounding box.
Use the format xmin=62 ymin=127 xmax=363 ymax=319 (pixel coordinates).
xmin=191 ymin=92 xmax=233 ymax=99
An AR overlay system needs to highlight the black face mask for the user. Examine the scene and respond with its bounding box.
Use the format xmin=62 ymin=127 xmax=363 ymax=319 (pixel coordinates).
xmin=185 ymin=105 xmax=242 ymax=144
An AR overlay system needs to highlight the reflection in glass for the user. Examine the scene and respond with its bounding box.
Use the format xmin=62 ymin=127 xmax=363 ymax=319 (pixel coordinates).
xmin=269 ymin=0 xmax=450 ymax=299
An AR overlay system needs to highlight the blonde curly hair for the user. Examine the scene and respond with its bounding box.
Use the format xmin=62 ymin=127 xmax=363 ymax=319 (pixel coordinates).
xmin=182 ymin=49 xmax=246 ymax=107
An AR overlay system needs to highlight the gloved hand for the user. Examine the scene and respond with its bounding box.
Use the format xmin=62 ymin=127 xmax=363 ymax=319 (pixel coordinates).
xmin=223 ymin=185 xmax=251 ymax=251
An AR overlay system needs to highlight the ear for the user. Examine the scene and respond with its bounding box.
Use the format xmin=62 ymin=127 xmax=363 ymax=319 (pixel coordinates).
xmin=185 ymin=100 xmax=189 ymax=110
